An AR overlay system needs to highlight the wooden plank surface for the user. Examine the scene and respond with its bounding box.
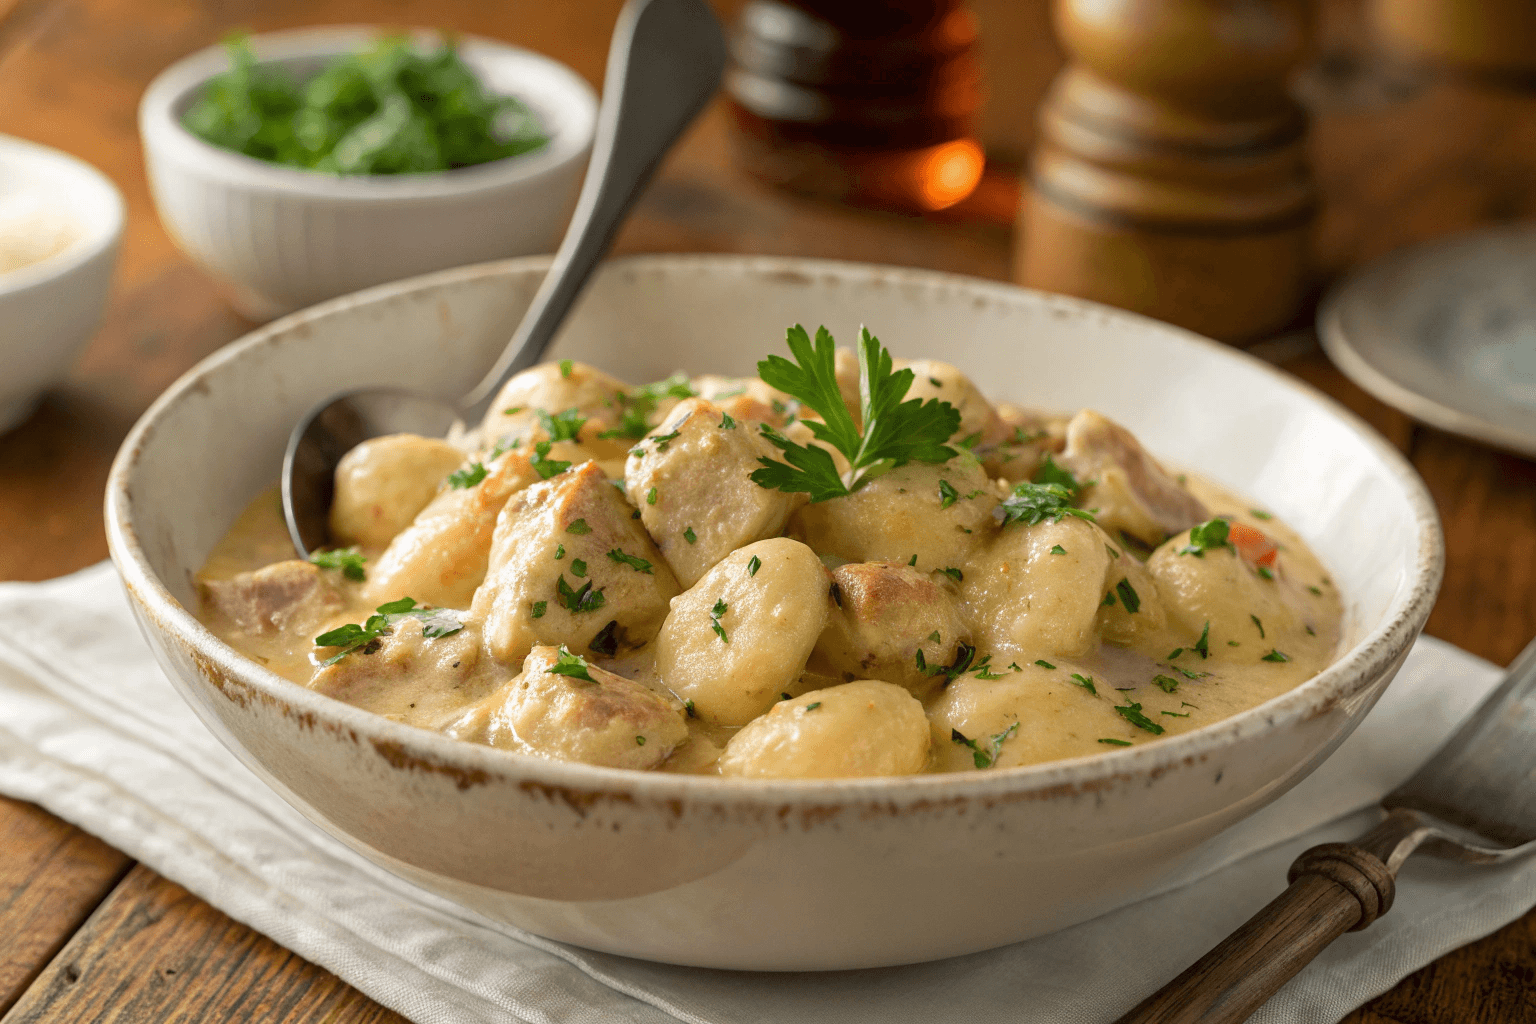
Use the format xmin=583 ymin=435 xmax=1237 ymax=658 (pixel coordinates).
xmin=0 ymin=0 xmax=1533 ymax=1022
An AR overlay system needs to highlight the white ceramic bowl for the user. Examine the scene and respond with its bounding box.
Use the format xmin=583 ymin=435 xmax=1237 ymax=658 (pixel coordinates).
xmin=139 ymin=27 xmax=597 ymax=320
xmin=0 ymin=135 xmax=123 ymax=432
xmin=105 ymin=255 xmax=1442 ymax=971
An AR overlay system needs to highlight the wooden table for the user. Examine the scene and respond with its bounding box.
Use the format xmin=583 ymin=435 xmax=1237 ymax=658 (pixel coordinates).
xmin=1 ymin=0 xmax=1534 ymax=1021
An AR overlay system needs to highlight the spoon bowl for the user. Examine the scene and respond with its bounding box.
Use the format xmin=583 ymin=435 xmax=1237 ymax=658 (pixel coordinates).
xmin=282 ymin=0 xmax=726 ymax=558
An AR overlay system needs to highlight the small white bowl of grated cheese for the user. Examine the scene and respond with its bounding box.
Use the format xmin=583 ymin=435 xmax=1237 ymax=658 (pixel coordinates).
xmin=0 ymin=134 xmax=123 ymax=432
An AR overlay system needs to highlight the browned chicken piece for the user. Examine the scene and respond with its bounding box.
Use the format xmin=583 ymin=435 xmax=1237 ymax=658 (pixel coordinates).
xmin=364 ymin=450 xmax=539 ymax=610
xmin=444 ymin=645 xmax=687 ymax=769
xmin=309 ymin=616 xmax=501 ymax=730
xmin=1058 ymin=410 xmax=1208 ymax=546
xmin=200 ymin=561 xmax=342 ymax=637
xmin=479 ymin=361 xmax=632 ymax=461
xmin=978 ymin=405 xmax=1068 ymax=481
xmin=329 ymin=433 xmax=468 ymax=549
xmin=473 ymin=461 xmax=679 ymax=665
xmin=624 ymin=397 xmax=802 ymax=588
xmin=814 ymin=563 xmax=970 ymax=696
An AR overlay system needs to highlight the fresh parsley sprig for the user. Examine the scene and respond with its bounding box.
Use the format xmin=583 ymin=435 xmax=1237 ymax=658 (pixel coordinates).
xmin=995 ymin=481 xmax=1097 ymax=528
xmin=312 ymin=597 xmax=463 ymax=667
xmin=750 ymin=325 xmax=961 ymax=501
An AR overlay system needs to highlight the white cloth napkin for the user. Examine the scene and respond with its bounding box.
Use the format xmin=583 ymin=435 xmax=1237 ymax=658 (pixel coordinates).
xmin=1 ymin=563 xmax=1532 ymax=1024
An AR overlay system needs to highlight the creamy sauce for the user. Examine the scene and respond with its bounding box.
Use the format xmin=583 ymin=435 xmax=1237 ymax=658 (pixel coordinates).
xmin=198 ymin=359 xmax=1342 ymax=780
xmin=0 ymin=193 xmax=80 ymax=276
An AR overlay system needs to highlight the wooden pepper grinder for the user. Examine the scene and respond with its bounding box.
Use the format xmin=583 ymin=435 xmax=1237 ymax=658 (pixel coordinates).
xmin=1017 ymin=0 xmax=1315 ymax=344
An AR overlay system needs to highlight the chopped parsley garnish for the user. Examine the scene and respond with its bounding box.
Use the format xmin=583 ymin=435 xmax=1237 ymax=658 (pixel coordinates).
xmin=448 ymin=462 xmax=488 ymax=489
xmin=1179 ymin=518 xmax=1233 ymax=557
xmin=1115 ymin=701 xmax=1164 ymax=735
xmin=1261 ymin=649 xmax=1290 ymax=663
xmin=1194 ymin=621 xmax=1211 ymax=659
xmin=929 ymin=376 xmax=942 ymax=387
xmin=313 ymin=597 xmax=462 ymax=666
xmin=974 ymin=665 xmax=1007 ymax=680
xmin=1308 ymin=585 xmax=1323 ymax=596
xmin=1306 ymin=624 xmax=1316 ymax=636
xmin=750 ymin=325 xmax=961 ymax=500
xmin=310 ymin=547 xmax=366 ymax=582
xmin=531 ymin=600 xmax=547 ymax=619
xmin=1008 ymin=662 xmax=1022 ymax=672
xmin=530 ymin=440 xmax=570 ymax=479
xmin=559 ymin=359 xmax=573 ymax=378
xmin=941 ymin=566 xmax=963 ymax=583
xmin=720 ymin=413 xmax=736 ymax=429
xmin=1032 ymin=454 xmax=1081 ymax=495
xmin=957 ymin=432 xmax=982 ymax=450
xmin=996 ymin=481 xmax=1096 ymax=528
xmin=1251 ymin=614 xmax=1265 ymax=639
xmin=1103 ymin=591 xmax=1117 ymax=607
xmin=555 ymin=544 xmax=565 ymax=560
xmin=1050 ymin=544 xmax=1067 ymax=555
xmin=683 ymin=526 xmax=697 ymax=544
xmin=1115 ymin=578 xmax=1140 ymax=613
xmin=571 ymin=558 xmax=588 ymax=577
xmin=709 ymin=598 xmax=729 ymax=643
xmin=908 ymin=554 xmax=918 ymax=566
xmin=928 ymin=631 xmax=942 ymax=643
xmin=556 ymin=575 xmax=606 ymax=613
xmin=589 ymin=619 xmax=620 ymax=657
xmin=566 ymin=519 xmax=591 ymax=535
xmin=803 ymin=701 xmax=822 ymax=712
xmin=1161 ymin=663 xmax=1211 ymax=681
xmin=926 ymin=642 xmax=976 ymax=684
xmin=1098 ymin=738 xmax=1132 ymax=747
xmin=1161 ymin=710 xmax=1191 ymax=718
xmin=684 ymin=700 xmax=697 ymax=718
xmin=538 ymin=407 xmax=586 ymax=443
xmin=939 ymin=479 xmax=959 ymax=509
xmin=649 ymin=430 xmax=681 ymax=452
xmin=1257 ymin=566 xmax=1276 ymax=580
xmin=646 ymin=487 xmax=658 ymax=505
xmin=635 ymin=735 xmax=646 ymax=745
xmin=548 ymin=645 xmax=595 ymax=683
xmin=1250 ymin=509 xmax=1273 ymax=520
xmin=1069 ymin=673 xmax=1097 ymax=695
xmin=1152 ymin=674 xmax=1180 ymax=693
xmin=1035 ymin=659 xmax=1055 ymax=670
xmin=747 ymin=555 xmax=761 ymax=577
xmin=950 ymin=722 xmax=1019 ymax=769
xmin=607 ymin=548 xmax=654 ymax=574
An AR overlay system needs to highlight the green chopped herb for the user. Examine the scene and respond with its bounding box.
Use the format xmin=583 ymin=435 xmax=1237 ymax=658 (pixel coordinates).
xmin=1168 ymin=647 xmax=1184 ymax=659
xmin=556 ymin=575 xmax=606 ymax=613
xmin=310 ymin=547 xmax=366 ymax=582
xmin=684 ymin=700 xmax=697 ymax=718
xmin=1162 ymin=663 xmax=1211 ymax=681
xmin=1152 ymin=674 xmax=1180 ymax=694
xmin=1103 ymin=590 xmax=1117 ymax=607
xmin=941 ymin=566 xmax=963 ymax=583
xmin=548 ymin=645 xmax=595 ymax=683
xmin=750 ymin=325 xmax=960 ymax=501
xmin=1306 ymin=624 xmax=1316 ymax=636
xmin=1194 ymin=621 xmax=1211 ymax=659
xmin=710 ymin=598 xmax=729 ymax=643
xmin=1228 ymin=640 xmax=1241 ymax=647
xmin=1099 ymin=738 xmax=1132 ymax=747
xmin=1069 ymin=673 xmax=1097 ymax=695
xmin=927 ymin=630 xmax=942 ymax=643
xmin=607 ymin=548 xmax=654 ymax=574
xmin=635 ymin=735 xmax=646 ymax=745
xmin=939 ymin=479 xmax=959 ymax=509
xmin=929 ymin=376 xmax=942 ymax=387
xmin=803 ymin=701 xmax=822 ymax=712
xmin=1250 ymin=509 xmax=1273 ymax=520
xmin=915 ymin=649 xmax=928 ymax=672
xmin=1257 ymin=566 xmax=1276 ymax=580
xmin=644 ymin=488 xmax=658 ymax=508
xmin=555 ymin=544 xmax=565 ymax=560
xmin=1106 ymin=543 xmax=1121 ymax=560
xmin=958 ymin=432 xmax=982 ymax=450
xmin=1050 ymin=544 xmax=1067 ymax=555
xmin=747 ymin=555 xmax=761 ymax=577
xmin=683 ymin=526 xmax=697 ymax=544
xmin=1115 ymin=701 xmax=1165 ymax=735
xmin=1250 ymin=614 xmax=1265 ymax=639
xmin=531 ymin=600 xmax=546 ymax=619
xmin=719 ymin=412 xmax=736 ymax=429
xmin=488 ymin=435 xmax=517 ymax=460
xmin=1035 ymin=659 xmax=1055 ymax=670
xmin=908 ymin=554 xmax=918 ymax=566
xmin=1261 ymin=649 xmax=1290 ymax=663
xmin=1179 ymin=518 xmax=1233 ymax=557
xmin=559 ymin=359 xmax=573 ymax=378
xmin=589 ymin=619 xmax=620 ymax=657
xmin=950 ymin=722 xmax=1019 ymax=769
xmin=448 ymin=462 xmax=488 ymax=489
xmin=313 ymin=596 xmax=463 ymax=666
xmin=1032 ymin=454 xmax=1081 ymax=495
xmin=1009 ymin=662 xmax=1022 ymax=672
xmin=974 ymin=666 xmax=1007 ymax=679
xmin=566 ymin=519 xmax=591 ymax=535
xmin=181 ymin=34 xmax=549 ymax=176
xmin=1115 ymin=578 xmax=1140 ymax=613
xmin=504 ymin=406 xmax=525 ymax=415
xmin=537 ymin=407 xmax=586 ymax=443
xmin=1161 ymin=710 xmax=1191 ymax=718
xmin=530 ymin=440 xmax=570 ymax=479
xmin=571 ymin=558 xmax=588 ymax=577
xmin=1308 ymin=585 xmax=1323 ymax=596
xmin=996 ymin=481 xmax=1096 ymax=528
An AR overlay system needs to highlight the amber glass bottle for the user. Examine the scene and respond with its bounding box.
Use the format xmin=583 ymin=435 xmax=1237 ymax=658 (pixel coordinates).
xmin=726 ymin=0 xmax=985 ymax=213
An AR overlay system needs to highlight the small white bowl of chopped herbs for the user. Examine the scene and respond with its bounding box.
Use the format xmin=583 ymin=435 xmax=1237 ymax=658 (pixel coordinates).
xmin=140 ymin=27 xmax=597 ymax=320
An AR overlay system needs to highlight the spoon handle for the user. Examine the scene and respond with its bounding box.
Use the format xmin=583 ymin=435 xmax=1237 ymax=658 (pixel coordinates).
xmin=1114 ymin=816 xmax=1413 ymax=1024
xmin=460 ymin=0 xmax=726 ymax=422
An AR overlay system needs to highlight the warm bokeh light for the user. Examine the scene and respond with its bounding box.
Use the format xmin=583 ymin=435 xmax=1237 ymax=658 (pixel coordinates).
xmin=914 ymin=138 xmax=985 ymax=211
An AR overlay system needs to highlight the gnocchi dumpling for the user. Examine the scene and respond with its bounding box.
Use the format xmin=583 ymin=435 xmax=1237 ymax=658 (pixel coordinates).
xmin=329 ymin=433 xmax=468 ymax=549
xmin=717 ymin=680 xmax=930 ymax=778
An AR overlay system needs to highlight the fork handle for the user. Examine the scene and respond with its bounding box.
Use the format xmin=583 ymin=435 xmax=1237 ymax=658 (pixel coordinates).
xmin=1114 ymin=843 xmax=1396 ymax=1024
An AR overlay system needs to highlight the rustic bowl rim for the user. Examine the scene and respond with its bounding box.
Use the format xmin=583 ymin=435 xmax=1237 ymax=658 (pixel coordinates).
xmin=104 ymin=253 xmax=1446 ymax=806
xmin=0 ymin=133 xmax=124 ymax=298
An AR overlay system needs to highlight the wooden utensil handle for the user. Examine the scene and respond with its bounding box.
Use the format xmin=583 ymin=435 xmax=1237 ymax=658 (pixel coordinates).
xmin=1114 ymin=843 xmax=1397 ymax=1024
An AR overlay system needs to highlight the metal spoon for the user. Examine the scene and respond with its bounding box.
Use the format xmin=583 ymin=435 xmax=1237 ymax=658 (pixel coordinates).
xmin=282 ymin=0 xmax=726 ymax=558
